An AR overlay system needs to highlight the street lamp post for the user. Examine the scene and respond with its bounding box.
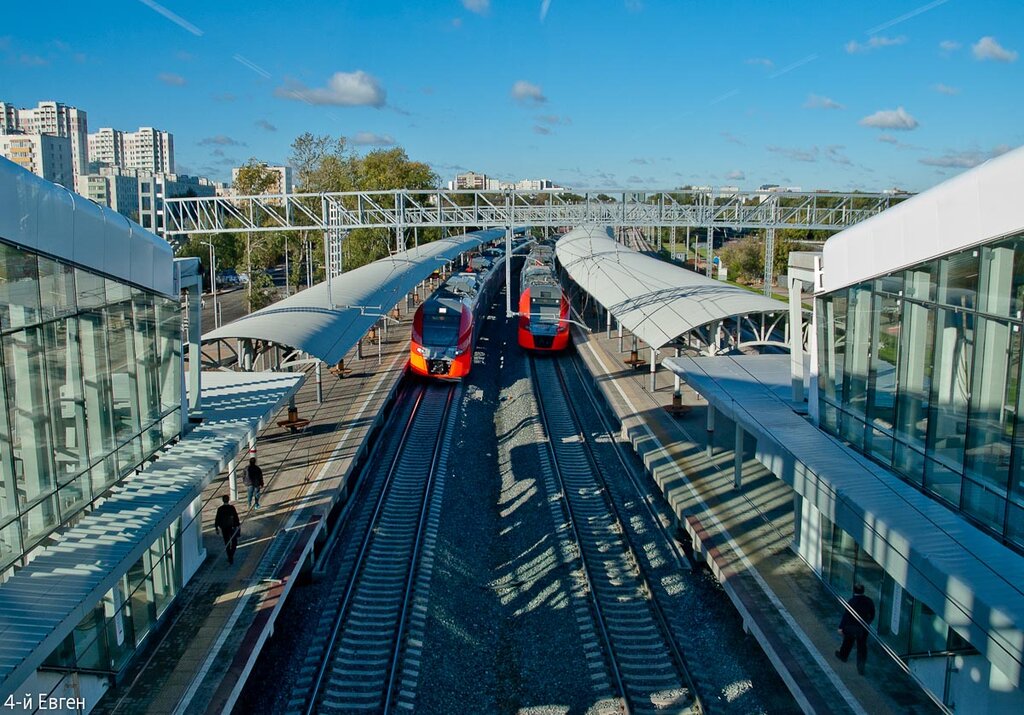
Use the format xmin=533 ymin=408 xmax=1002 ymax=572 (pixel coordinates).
xmin=202 ymin=240 xmax=220 ymax=328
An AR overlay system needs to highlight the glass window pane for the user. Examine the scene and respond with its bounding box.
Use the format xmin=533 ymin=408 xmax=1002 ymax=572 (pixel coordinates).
xmin=904 ymin=262 xmax=936 ymax=302
xmin=117 ymin=437 xmax=143 ymax=478
xmin=0 ymin=519 xmax=22 ymax=572
xmin=79 ymin=311 xmax=117 ymax=459
xmin=927 ymin=308 xmax=973 ymax=472
xmin=894 ymin=299 xmax=934 ymax=450
xmin=867 ymin=292 xmax=900 ymax=431
xmin=0 ymin=243 xmax=41 ymax=330
xmin=842 ymin=285 xmax=873 ymax=420
xmin=89 ymin=454 xmax=118 ymax=499
xmin=965 ymin=319 xmax=1018 ymax=496
xmin=106 ymin=302 xmax=141 ymax=445
xmin=157 ymin=297 xmax=182 ymax=416
xmin=20 ymin=494 xmax=59 ymax=550
xmin=978 ymin=237 xmax=1024 ymax=318
xmin=937 ymin=250 xmax=979 ymax=312
xmin=893 ymin=442 xmax=926 ymax=486
xmin=126 ymin=553 xmax=154 ymax=646
xmin=132 ymin=293 xmax=162 ymax=427
xmin=56 ymin=474 xmax=91 ymax=525
xmin=910 ymin=598 xmax=948 ymax=654
xmin=43 ymin=319 xmax=90 ymax=482
xmin=0 ymin=346 xmax=19 ymax=524
xmin=926 ymin=459 xmax=962 ymax=507
xmin=105 ymin=278 xmax=132 ymax=305
xmin=37 ymin=256 xmax=76 ymax=320
xmin=961 ymin=479 xmax=1006 ymax=532
xmin=75 ymin=268 xmax=106 ymax=310
xmin=4 ymin=327 xmax=57 ymax=507
xmin=819 ymin=293 xmax=847 ymax=405
xmin=1006 ymin=501 xmax=1024 ymax=549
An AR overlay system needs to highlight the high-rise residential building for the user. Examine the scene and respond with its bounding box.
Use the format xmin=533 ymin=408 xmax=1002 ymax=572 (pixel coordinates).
xmin=87 ymin=127 xmax=125 ymax=171
xmin=0 ymin=101 xmax=89 ymax=178
xmin=90 ymin=127 xmax=175 ymax=174
xmin=125 ymin=127 xmax=174 ymax=174
xmin=0 ymin=133 xmax=74 ymax=186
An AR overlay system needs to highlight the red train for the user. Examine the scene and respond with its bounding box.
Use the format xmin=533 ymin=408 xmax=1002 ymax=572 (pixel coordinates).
xmin=518 ymin=243 xmax=570 ymax=352
xmin=410 ymin=246 xmax=507 ymax=379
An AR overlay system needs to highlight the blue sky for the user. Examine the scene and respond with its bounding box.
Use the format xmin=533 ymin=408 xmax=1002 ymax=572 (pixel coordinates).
xmin=2 ymin=0 xmax=1021 ymax=191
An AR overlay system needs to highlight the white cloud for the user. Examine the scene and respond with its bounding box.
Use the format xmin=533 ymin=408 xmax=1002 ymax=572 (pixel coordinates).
xmin=939 ymin=39 xmax=961 ymax=52
xmin=972 ymin=36 xmax=1018 ymax=62
xmin=352 ymin=131 xmax=396 ymax=146
xmin=511 ymin=80 xmax=546 ymax=105
xmin=540 ymin=0 xmax=552 ymax=21
xmin=158 ymin=72 xmax=186 ymax=86
xmin=624 ymin=0 xmax=644 ymax=12
xmin=461 ymin=0 xmax=489 ymax=14
xmin=933 ymin=83 xmax=960 ymax=95
xmin=920 ymin=145 xmax=1011 ymax=168
xmin=536 ymin=114 xmax=570 ymax=125
xmin=275 ymin=70 xmax=386 ymax=107
xmin=859 ymin=106 xmax=919 ymax=130
xmin=878 ymin=134 xmax=899 ymax=144
xmin=255 ymin=119 xmax=277 ymax=132
xmin=725 ymin=170 xmax=745 ymax=181
xmin=745 ymin=57 xmax=774 ymax=69
xmin=845 ymin=35 xmax=907 ymax=54
xmin=804 ymin=93 xmax=844 ymax=110
xmin=532 ymin=125 xmax=552 ymax=135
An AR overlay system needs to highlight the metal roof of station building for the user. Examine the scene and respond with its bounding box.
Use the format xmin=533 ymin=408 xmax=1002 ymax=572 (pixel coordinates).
xmin=203 ymin=229 xmax=506 ymax=364
xmin=0 ymin=372 xmax=303 ymax=699
xmin=556 ymin=226 xmax=788 ymax=350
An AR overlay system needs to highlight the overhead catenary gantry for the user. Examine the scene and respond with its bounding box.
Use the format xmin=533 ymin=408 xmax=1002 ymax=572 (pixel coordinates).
xmin=163 ymin=187 xmax=908 ymax=299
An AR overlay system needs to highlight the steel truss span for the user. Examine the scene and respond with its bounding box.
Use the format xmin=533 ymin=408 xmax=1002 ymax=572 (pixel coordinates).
xmin=162 ymin=188 xmax=907 ymax=236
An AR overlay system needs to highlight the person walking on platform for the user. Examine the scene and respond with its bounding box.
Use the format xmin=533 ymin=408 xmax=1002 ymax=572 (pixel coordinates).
xmin=836 ymin=583 xmax=876 ymax=674
xmin=214 ymin=495 xmax=241 ymax=565
xmin=245 ymin=457 xmax=265 ymax=510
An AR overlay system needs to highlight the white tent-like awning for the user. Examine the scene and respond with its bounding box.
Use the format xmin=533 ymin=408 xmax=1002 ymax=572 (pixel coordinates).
xmin=556 ymin=226 xmax=788 ymax=350
xmin=204 ymin=229 xmax=505 ymax=365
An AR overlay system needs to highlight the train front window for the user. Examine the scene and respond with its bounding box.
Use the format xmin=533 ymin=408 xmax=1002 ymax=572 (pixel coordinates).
xmin=530 ymin=296 xmax=561 ymax=324
xmin=421 ymin=311 xmax=461 ymax=347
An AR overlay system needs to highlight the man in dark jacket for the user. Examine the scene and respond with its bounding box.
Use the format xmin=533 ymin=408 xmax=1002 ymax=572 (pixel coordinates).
xmin=836 ymin=583 xmax=876 ymax=674
xmin=214 ymin=495 xmax=241 ymax=564
xmin=246 ymin=458 xmax=265 ymax=509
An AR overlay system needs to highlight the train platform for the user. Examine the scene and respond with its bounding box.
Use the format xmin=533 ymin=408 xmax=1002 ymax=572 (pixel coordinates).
xmin=91 ymin=316 xmax=413 ymax=715
xmin=572 ymin=325 xmax=941 ymax=715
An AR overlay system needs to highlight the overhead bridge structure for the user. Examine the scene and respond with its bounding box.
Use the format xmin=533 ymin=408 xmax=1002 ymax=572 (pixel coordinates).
xmin=164 ymin=188 xmax=908 ymax=294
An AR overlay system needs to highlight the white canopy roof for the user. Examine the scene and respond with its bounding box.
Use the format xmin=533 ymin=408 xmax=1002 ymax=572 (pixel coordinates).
xmin=556 ymin=226 xmax=787 ymax=349
xmin=204 ymin=229 xmax=504 ymax=364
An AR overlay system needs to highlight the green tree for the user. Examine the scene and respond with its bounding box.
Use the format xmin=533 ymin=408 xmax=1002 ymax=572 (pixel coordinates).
xmin=233 ymin=158 xmax=280 ymax=195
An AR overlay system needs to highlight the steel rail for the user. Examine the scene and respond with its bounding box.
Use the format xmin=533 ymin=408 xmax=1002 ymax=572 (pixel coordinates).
xmin=381 ymin=383 xmax=456 ymax=712
xmin=559 ymin=355 xmax=704 ymax=713
xmin=303 ymin=382 xmax=454 ymax=714
xmin=530 ymin=356 xmax=631 ymax=714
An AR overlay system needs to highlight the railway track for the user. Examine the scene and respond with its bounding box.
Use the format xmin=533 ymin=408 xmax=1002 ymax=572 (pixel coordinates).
xmin=288 ymin=381 xmax=457 ymax=714
xmin=531 ymin=355 xmax=701 ymax=714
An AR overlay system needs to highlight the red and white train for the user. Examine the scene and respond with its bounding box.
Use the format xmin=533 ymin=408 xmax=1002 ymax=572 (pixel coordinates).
xmin=409 ymin=245 xmax=507 ymax=379
xmin=517 ymin=242 xmax=570 ymax=352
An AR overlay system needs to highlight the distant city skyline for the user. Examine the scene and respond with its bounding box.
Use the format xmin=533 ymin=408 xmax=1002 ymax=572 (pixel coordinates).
xmin=1 ymin=0 xmax=1021 ymax=191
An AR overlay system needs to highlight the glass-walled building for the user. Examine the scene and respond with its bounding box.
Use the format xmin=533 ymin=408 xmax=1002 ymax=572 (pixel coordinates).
xmin=817 ymin=234 xmax=1024 ymax=548
xmin=808 ymin=146 xmax=1024 ymax=712
xmin=0 ymin=243 xmax=183 ymax=575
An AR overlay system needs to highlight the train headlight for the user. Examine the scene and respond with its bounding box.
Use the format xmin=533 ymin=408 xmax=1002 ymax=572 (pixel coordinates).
xmin=416 ymin=346 xmax=428 ymax=355
xmin=454 ymin=348 xmax=465 ymax=356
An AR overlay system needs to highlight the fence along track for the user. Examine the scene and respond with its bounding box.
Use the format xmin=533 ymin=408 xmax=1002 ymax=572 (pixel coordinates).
xmin=299 ymin=382 xmax=456 ymax=714
xmin=531 ymin=355 xmax=698 ymax=714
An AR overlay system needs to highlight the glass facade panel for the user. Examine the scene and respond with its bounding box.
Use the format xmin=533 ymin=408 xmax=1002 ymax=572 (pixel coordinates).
xmin=818 ymin=231 xmax=1024 ymax=546
xmin=37 ymin=256 xmax=76 ymax=320
xmin=0 ymin=243 xmax=41 ymax=329
xmin=0 ymin=239 xmax=182 ymax=569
